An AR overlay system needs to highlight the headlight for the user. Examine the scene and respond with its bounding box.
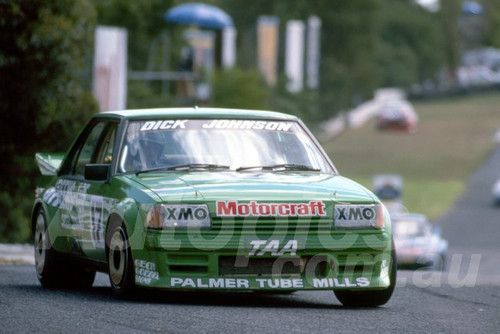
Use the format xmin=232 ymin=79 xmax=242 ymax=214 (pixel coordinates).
xmin=333 ymin=204 xmax=385 ymax=229
xmin=146 ymin=204 xmax=211 ymax=229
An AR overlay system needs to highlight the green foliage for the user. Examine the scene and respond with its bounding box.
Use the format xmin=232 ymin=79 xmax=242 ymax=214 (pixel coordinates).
xmin=90 ymin=0 xmax=449 ymax=114
xmin=324 ymin=91 xmax=500 ymax=219
xmin=127 ymin=80 xmax=175 ymax=109
xmin=212 ymin=68 xmax=269 ymax=109
xmin=0 ymin=0 xmax=97 ymax=243
xmin=439 ymin=0 xmax=462 ymax=73
xmin=215 ymin=0 xmax=445 ymax=111
xmin=91 ymin=0 xmax=175 ymax=71
xmin=0 ymin=191 xmax=31 ymax=243
xmin=265 ymin=76 xmax=322 ymax=127
xmin=483 ymin=0 xmax=500 ymax=48
xmin=376 ymin=0 xmax=444 ymax=85
xmin=0 ymin=0 xmax=462 ymax=243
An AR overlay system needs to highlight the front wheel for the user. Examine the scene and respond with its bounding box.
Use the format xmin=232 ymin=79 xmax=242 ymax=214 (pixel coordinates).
xmin=334 ymin=244 xmax=397 ymax=308
xmin=106 ymin=221 xmax=135 ymax=298
xmin=34 ymin=209 xmax=61 ymax=288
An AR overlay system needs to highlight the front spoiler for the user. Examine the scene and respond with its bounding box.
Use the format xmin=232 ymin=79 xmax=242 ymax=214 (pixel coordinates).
xmin=131 ymin=248 xmax=393 ymax=291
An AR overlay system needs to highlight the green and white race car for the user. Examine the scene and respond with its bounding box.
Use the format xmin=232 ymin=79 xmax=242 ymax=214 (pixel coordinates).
xmin=32 ymin=108 xmax=396 ymax=307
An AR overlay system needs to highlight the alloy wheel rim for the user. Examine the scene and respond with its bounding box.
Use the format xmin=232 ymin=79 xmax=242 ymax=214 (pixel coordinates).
xmin=109 ymin=229 xmax=126 ymax=286
xmin=34 ymin=214 xmax=46 ymax=275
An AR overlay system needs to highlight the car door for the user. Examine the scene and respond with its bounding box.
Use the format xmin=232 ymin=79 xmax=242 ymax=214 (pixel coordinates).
xmin=79 ymin=121 xmax=121 ymax=260
xmin=57 ymin=120 xmax=119 ymax=261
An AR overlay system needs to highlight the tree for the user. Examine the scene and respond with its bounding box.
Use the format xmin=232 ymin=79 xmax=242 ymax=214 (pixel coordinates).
xmin=216 ymin=0 xmax=445 ymax=112
xmin=91 ymin=0 xmax=174 ymax=71
xmin=483 ymin=0 xmax=500 ymax=48
xmin=375 ymin=0 xmax=444 ymax=87
xmin=439 ymin=0 xmax=462 ymax=80
xmin=0 ymin=0 xmax=97 ymax=242
xmin=92 ymin=0 xmax=449 ymax=117
xmin=213 ymin=68 xmax=269 ymax=109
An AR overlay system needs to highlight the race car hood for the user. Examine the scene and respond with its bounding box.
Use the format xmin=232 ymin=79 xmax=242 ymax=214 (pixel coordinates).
xmin=395 ymin=236 xmax=447 ymax=252
xmin=129 ymin=172 xmax=377 ymax=204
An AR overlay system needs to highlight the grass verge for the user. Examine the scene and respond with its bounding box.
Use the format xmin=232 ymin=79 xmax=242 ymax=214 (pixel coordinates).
xmin=320 ymin=91 xmax=500 ymax=220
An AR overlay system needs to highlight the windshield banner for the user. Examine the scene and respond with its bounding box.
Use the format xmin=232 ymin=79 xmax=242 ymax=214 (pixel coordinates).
xmin=140 ymin=120 xmax=294 ymax=132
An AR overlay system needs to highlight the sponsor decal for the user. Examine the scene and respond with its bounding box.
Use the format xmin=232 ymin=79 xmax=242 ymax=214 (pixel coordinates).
xmin=135 ymin=260 xmax=160 ymax=285
xmin=312 ymin=277 xmax=370 ymax=288
xmin=139 ymin=120 xmax=293 ymax=132
xmin=217 ymin=200 xmax=326 ymax=217
xmin=248 ymin=239 xmax=298 ymax=256
xmin=140 ymin=120 xmax=187 ymax=131
xmin=335 ymin=206 xmax=375 ymax=221
xmin=171 ymin=277 xmax=251 ymax=289
xmin=42 ymin=187 xmax=60 ymax=207
xmin=334 ymin=204 xmax=377 ymax=227
xmin=88 ymin=194 xmax=116 ymax=247
xmin=161 ymin=204 xmax=211 ymax=228
xmin=169 ymin=277 xmax=370 ymax=289
xmin=255 ymin=278 xmax=304 ymax=289
xmin=164 ymin=205 xmax=209 ymax=221
xmin=202 ymin=119 xmax=292 ymax=131
xmin=55 ymin=179 xmax=116 ymax=247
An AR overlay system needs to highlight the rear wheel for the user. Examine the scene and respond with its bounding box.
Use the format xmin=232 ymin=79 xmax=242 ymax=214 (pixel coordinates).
xmin=334 ymin=244 xmax=397 ymax=308
xmin=34 ymin=209 xmax=95 ymax=289
xmin=106 ymin=221 xmax=135 ymax=298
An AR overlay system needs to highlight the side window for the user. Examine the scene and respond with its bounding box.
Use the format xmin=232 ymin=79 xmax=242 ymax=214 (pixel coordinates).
xmin=74 ymin=122 xmax=107 ymax=177
xmin=95 ymin=124 xmax=117 ymax=164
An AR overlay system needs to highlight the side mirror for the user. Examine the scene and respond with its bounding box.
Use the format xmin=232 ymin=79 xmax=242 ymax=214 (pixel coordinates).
xmin=85 ymin=164 xmax=110 ymax=182
xmin=433 ymin=226 xmax=442 ymax=236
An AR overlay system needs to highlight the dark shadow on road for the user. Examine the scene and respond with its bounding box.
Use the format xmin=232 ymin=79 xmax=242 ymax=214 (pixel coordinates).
xmin=9 ymin=283 xmax=392 ymax=310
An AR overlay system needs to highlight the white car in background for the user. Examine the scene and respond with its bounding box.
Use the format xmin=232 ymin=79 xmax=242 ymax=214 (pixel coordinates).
xmin=376 ymin=100 xmax=418 ymax=133
xmin=492 ymin=179 xmax=500 ymax=206
xmin=392 ymin=213 xmax=448 ymax=270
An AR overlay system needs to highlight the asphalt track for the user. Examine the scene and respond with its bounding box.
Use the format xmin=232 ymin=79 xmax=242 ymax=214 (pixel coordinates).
xmin=0 ymin=147 xmax=499 ymax=333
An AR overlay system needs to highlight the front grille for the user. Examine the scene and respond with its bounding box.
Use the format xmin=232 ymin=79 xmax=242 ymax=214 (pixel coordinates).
xmin=335 ymin=252 xmax=379 ymax=275
xmin=169 ymin=265 xmax=208 ymax=274
xmin=218 ymin=256 xmax=328 ymax=277
xmin=166 ymin=254 xmax=209 ymax=275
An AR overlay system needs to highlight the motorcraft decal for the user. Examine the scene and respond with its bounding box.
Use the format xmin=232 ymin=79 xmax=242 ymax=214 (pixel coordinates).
xmin=216 ymin=200 xmax=326 ymax=217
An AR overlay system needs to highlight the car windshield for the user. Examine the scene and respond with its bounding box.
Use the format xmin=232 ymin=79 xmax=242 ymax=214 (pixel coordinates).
xmin=393 ymin=219 xmax=431 ymax=238
xmin=118 ymin=119 xmax=334 ymax=174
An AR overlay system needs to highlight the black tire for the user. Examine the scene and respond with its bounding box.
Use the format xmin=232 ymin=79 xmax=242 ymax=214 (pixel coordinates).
xmin=254 ymin=290 xmax=296 ymax=295
xmin=334 ymin=244 xmax=397 ymax=308
xmin=34 ymin=209 xmax=62 ymax=288
xmin=429 ymin=253 xmax=446 ymax=271
xmin=439 ymin=254 xmax=447 ymax=271
xmin=34 ymin=209 xmax=96 ymax=289
xmin=106 ymin=221 xmax=136 ymax=298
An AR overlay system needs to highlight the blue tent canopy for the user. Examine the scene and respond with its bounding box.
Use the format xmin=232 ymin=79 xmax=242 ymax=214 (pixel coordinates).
xmin=462 ymin=1 xmax=483 ymax=15
xmin=164 ymin=2 xmax=234 ymax=29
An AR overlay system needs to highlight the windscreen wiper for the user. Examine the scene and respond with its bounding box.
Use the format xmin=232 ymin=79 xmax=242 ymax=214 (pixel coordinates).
xmin=236 ymin=164 xmax=320 ymax=172
xmin=136 ymin=163 xmax=231 ymax=174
